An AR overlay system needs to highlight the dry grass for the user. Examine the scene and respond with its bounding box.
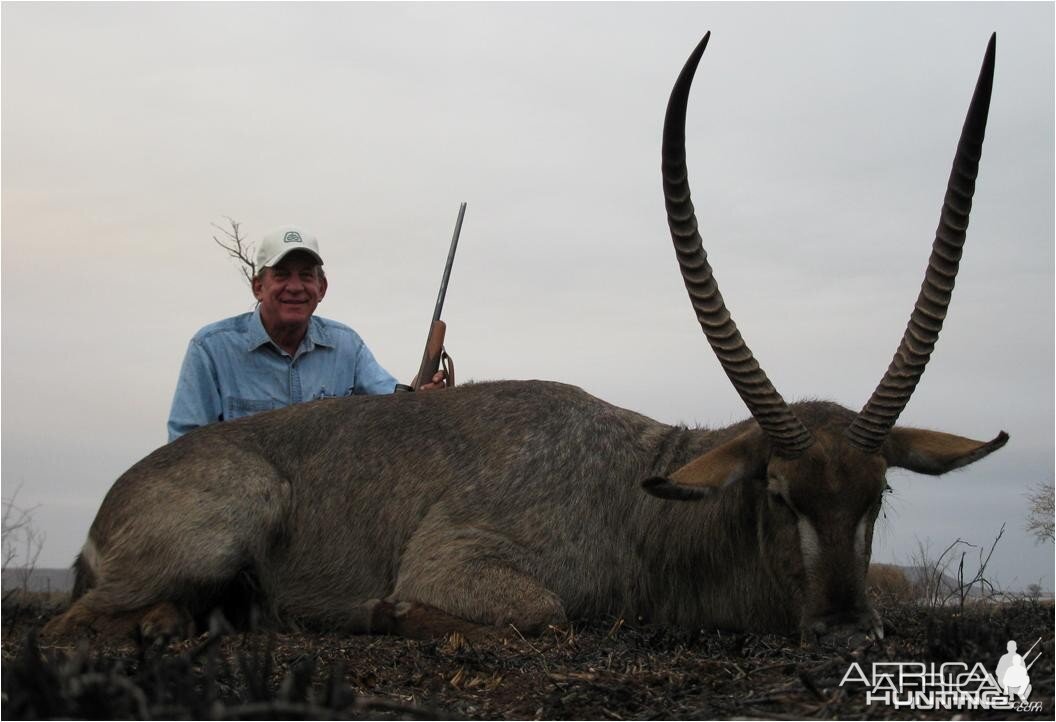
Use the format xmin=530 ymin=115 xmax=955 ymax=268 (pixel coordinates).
xmin=2 ymin=593 xmax=1053 ymax=720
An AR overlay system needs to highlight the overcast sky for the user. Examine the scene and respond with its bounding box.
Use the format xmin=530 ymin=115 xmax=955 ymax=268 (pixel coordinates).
xmin=2 ymin=2 xmax=1053 ymax=593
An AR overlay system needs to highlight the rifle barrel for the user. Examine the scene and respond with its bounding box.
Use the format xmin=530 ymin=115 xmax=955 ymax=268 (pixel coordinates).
xmin=1023 ymin=637 xmax=1042 ymax=671
xmin=432 ymin=202 xmax=467 ymax=322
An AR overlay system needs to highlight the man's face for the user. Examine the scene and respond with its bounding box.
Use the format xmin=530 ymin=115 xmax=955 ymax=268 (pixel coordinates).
xmin=252 ymin=252 xmax=327 ymax=330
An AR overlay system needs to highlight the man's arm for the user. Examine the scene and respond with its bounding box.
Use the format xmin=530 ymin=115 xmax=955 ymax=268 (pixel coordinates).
xmin=167 ymin=339 xmax=223 ymax=442
xmin=351 ymin=341 xmax=401 ymax=395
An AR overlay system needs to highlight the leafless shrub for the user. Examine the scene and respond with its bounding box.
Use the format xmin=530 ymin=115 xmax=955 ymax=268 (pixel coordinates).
xmin=212 ymin=216 xmax=256 ymax=287
xmin=908 ymin=524 xmax=1005 ymax=609
xmin=1025 ymin=481 xmax=1054 ymax=544
xmin=2 ymin=485 xmax=45 ymax=597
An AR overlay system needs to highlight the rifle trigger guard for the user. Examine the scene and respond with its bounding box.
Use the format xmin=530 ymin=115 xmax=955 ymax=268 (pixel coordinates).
xmin=441 ymin=348 xmax=455 ymax=388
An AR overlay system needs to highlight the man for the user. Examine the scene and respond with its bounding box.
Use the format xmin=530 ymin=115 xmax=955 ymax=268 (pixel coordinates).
xmin=167 ymin=224 xmax=445 ymax=441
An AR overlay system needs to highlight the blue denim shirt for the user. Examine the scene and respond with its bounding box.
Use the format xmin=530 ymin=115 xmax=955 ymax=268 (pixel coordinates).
xmin=167 ymin=309 xmax=398 ymax=441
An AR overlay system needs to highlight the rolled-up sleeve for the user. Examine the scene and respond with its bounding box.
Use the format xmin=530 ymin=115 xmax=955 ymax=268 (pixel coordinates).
xmin=167 ymin=339 xmax=223 ymax=441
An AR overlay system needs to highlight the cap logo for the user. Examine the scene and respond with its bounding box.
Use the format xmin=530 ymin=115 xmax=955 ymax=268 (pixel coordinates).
xmin=283 ymin=231 xmax=303 ymax=244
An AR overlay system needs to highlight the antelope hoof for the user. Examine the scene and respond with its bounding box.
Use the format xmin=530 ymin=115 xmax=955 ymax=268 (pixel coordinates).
xmin=139 ymin=602 xmax=193 ymax=642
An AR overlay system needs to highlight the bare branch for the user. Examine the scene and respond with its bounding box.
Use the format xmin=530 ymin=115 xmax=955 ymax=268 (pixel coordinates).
xmin=212 ymin=216 xmax=256 ymax=287
xmin=939 ymin=523 xmax=1005 ymax=609
xmin=2 ymin=484 xmax=45 ymax=598
xmin=909 ymin=525 xmax=1006 ymax=609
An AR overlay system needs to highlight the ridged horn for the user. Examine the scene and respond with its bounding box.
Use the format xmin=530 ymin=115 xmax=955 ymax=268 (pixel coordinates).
xmin=662 ymin=32 xmax=813 ymax=458
xmin=846 ymin=34 xmax=996 ymax=453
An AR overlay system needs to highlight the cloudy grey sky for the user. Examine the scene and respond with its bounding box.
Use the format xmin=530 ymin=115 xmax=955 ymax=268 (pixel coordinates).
xmin=3 ymin=2 xmax=1053 ymax=591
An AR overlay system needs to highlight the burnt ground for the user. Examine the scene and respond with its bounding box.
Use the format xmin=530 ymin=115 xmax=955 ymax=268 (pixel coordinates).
xmin=2 ymin=595 xmax=1053 ymax=720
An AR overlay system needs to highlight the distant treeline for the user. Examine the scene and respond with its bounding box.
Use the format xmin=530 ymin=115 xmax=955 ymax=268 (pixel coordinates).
xmin=2 ymin=568 xmax=73 ymax=594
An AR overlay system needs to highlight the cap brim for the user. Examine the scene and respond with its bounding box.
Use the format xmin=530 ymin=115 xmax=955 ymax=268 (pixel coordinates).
xmin=261 ymin=247 xmax=324 ymax=268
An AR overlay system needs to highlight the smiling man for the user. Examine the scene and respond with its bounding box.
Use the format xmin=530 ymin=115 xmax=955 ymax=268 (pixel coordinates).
xmin=167 ymin=225 xmax=444 ymax=441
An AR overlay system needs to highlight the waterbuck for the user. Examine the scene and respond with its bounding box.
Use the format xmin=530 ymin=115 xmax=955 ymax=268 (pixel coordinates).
xmin=44 ymin=33 xmax=1006 ymax=643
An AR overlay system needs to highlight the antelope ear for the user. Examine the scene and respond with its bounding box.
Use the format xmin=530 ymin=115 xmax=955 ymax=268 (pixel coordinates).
xmin=883 ymin=427 xmax=1009 ymax=475
xmin=641 ymin=429 xmax=767 ymax=501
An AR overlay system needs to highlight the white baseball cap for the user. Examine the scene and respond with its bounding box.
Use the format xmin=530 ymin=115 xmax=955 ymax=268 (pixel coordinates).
xmin=256 ymin=225 xmax=324 ymax=270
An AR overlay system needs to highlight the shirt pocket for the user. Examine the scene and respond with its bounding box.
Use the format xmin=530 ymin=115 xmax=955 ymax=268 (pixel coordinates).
xmin=224 ymin=396 xmax=279 ymax=420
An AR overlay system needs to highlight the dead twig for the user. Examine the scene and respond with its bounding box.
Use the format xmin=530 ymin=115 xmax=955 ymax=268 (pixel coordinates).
xmin=212 ymin=217 xmax=256 ymax=287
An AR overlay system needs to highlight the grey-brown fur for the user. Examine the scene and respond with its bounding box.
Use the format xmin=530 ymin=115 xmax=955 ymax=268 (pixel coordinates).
xmin=49 ymin=384 xmax=865 ymax=637
xmin=44 ymin=380 xmax=1006 ymax=641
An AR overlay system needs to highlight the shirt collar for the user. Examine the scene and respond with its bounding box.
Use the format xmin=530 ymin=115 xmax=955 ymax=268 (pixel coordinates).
xmin=306 ymin=315 xmax=334 ymax=349
xmin=247 ymin=307 xmax=272 ymax=351
xmin=248 ymin=307 xmax=335 ymax=354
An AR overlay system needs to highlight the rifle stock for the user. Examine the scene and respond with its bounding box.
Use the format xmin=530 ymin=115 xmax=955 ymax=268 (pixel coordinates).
xmin=413 ymin=320 xmax=448 ymax=390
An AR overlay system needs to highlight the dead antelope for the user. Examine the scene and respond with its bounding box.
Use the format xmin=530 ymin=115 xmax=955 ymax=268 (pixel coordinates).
xmin=44 ymin=33 xmax=1006 ymax=644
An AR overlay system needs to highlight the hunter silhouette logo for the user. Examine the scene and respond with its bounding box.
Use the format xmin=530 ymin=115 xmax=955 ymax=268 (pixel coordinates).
xmin=283 ymin=231 xmax=302 ymax=244
xmin=995 ymin=639 xmax=1040 ymax=702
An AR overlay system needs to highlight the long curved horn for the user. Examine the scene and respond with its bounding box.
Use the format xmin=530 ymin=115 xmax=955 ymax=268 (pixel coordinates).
xmin=662 ymin=33 xmax=813 ymax=458
xmin=845 ymin=34 xmax=996 ymax=453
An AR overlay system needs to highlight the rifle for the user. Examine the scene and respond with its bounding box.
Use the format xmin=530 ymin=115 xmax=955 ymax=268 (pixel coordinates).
xmin=398 ymin=202 xmax=466 ymax=391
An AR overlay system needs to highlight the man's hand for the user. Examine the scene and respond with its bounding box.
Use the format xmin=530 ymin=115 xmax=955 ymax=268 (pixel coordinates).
xmin=419 ymin=370 xmax=448 ymax=391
